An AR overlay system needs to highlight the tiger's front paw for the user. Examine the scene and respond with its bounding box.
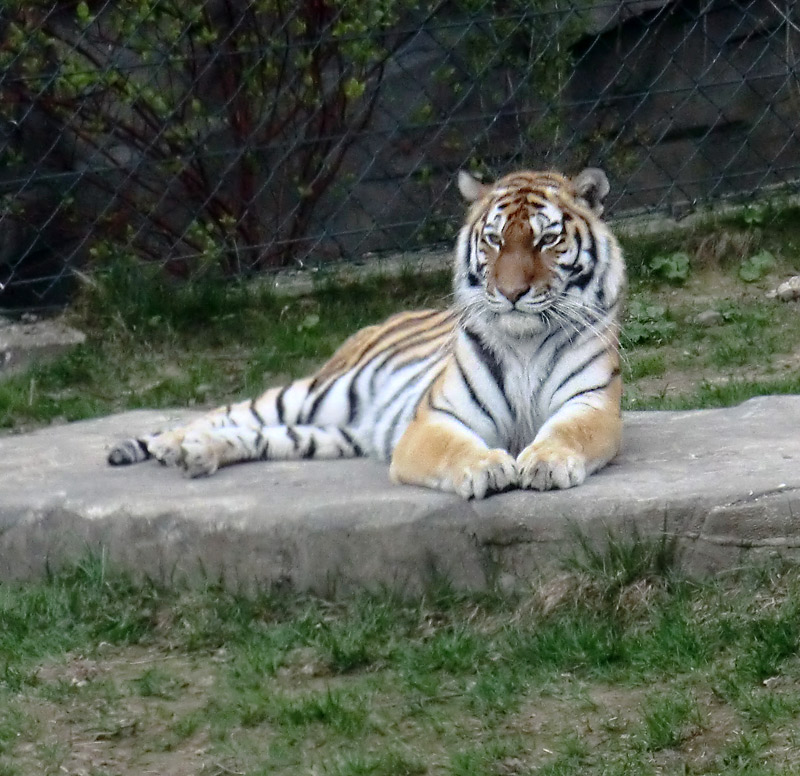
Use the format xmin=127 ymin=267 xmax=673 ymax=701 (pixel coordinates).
xmin=453 ymin=449 xmax=517 ymax=500
xmin=180 ymin=431 xmax=221 ymax=478
xmin=517 ymin=441 xmax=586 ymax=491
xmin=147 ymin=431 xmax=186 ymax=467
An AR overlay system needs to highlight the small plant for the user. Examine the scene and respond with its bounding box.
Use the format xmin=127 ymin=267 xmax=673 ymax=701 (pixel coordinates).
xmin=719 ymin=729 xmax=772 ymax=771
xmin=647 ymin=252 xmax=691 ymax=284
xmin=739 ymin=204 xmax=769 ymax=227
xmin=623 ymin=300 xmax=678 ymax=346
xmin=739 ymin=250 xmax=777 ymax=282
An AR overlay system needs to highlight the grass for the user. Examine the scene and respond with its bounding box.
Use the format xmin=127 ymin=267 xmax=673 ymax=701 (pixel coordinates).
xmin=1 ymin=551 xmax=800 ymax=774
xmin=638 ymin=690 xmax=704 ymax=751
xmin=0 ymin=264 xmax=453 ymax=431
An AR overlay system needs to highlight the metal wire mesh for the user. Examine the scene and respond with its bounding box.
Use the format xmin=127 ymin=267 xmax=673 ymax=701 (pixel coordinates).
xmin=1 ymin=0 xmax=798 ymax=309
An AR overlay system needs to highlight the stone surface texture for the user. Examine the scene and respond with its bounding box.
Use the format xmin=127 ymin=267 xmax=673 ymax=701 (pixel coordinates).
xmin=0 ymin=317 xmax=86 ymax=376
xmin=1 ymin=396 xmax=799 ymax=593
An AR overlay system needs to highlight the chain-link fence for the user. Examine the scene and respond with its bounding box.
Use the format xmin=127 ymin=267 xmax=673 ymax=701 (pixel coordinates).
xmin=1 ymin=0 xmax=798 ymax=310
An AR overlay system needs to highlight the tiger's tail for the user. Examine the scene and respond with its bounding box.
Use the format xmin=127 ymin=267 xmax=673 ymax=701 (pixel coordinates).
xmin=107 ymin=436 xmax=154 ymax=466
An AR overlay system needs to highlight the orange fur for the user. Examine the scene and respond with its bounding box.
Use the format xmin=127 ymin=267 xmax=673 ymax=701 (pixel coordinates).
xmin=517 ymin=373 xmax=622 ymax=489
xmin=389 ymin=365 xmax=516 ymax=499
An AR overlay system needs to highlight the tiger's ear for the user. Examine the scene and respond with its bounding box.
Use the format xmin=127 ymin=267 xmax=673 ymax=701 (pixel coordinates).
xmin=573 ymin=168 xmax=610 ymax=216
xmin=457 ymin=170 xmax=490 ymax=203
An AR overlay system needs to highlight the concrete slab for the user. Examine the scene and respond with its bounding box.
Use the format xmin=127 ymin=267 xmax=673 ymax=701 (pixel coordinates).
xmin=0 ymin=316 xmax=86 ymax=377
xmin=1 ymin=395 xmax=799 ymax=593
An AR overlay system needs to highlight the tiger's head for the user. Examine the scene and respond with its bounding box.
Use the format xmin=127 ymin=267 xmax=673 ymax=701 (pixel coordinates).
xmin=453 ymin=168 xmax=623 ymax=337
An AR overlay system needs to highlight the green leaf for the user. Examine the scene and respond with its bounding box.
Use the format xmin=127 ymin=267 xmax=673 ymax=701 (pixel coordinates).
xmin=623 ymin=300 xmax=677 ymax=345
xmin=739 ymin=250 xmax=776 ymax=283
xmin=648 ymin=252 xmax=691 ymax=284
xmin=76 ymin=1 xmax=90 ymax=21
xmin=343 ymin=78 xmax=366 ymax=101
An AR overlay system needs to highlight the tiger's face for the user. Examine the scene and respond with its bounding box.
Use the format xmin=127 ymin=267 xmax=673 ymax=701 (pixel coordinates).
xmin=454 ymin=168 xmax=612 ymax=337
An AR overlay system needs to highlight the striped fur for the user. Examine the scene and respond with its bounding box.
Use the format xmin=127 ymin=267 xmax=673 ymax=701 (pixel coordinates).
xmin=108 ymin=167 xmax=625 ymax=499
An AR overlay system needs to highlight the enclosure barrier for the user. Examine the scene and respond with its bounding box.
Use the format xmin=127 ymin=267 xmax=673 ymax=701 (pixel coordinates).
xmin=0 ymin=0 xmax=798 ymax=309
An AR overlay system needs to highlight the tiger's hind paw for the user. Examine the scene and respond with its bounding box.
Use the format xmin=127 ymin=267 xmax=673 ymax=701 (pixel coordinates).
xmin=516 ymin=442 xmax=586 ymax=491
xmin=454 ymin=449 xmax=517 ymax=500
xmin=147 ymin=431 xmax=186 ymax=467
xmin=179 ymin=431 xmax=220 ymax=478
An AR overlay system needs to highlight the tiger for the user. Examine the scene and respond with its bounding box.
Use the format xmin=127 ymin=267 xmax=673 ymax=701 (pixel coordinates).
xmin=108 ymin=167 xmax=625 ymax=499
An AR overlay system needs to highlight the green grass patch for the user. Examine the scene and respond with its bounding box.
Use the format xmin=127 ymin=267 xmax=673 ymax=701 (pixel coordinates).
xmin=1 ymin=265 xmax=453 ymax=431
xmin=623 ymin=373 xmax=800 ymax=411
xmin=637 ymin=689 xmax=704 ymax=751
xmin=3 ymin=553 xmax=800 ymax=773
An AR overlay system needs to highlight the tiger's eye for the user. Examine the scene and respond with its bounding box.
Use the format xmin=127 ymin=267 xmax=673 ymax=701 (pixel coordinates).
xmin=484 ymin=231 xmax=501 ymax=249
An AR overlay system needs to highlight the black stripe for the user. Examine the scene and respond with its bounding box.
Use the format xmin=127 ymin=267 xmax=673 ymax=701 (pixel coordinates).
xmin=454 ymin=352 xmax=498 ymax=432
xmin=346 ymin=377 xmax=361 ymax=426
xmin=543 ymin=322 xmax=587 ymax=374
xmin=276 ymin=385 xmax=289 ymax=424
xmin=259 ymin=439 xmax=270 ymax=460
xmin=563 ymin=230 xmax=595 ymax=292
xmin=250 ymin=399 xmax=266 ymax=426
xmin=338 ymin=427 xmax=363 ymax=457
xmin=338 ymin=311 xmax=445 ymax=415
xmin=380 ymin=348 xmax=435 ymax=376
xmin=305 ymin=385 xmax=331 ymax=424
xmin=541 ymin=321 xmax=572 ymax=354
xmin=373 ymin=357 xmax=438 ymax=424
xmin=382 ymin=399 xmax=414 ymax=460
xmin=463 ymin=327 xmax=505 ymax=394
xmin=399 ymin=357 xmax=449 ymax=422
xmin=463 ymin=233 xmax=477 ymax=283
xmin=303 ymin=314 xmax=439 ymax=423
xmin=553 ymin=369 xmax=621 ymax=411
xmin=591 ymin=231 xmax=612 ymax=306
xmin=428 ymin=398 xmax=470 ymax=429
xmin=581 ymin=222 xmax=596 ymax=260
xmin=137 ymin=438 xmax=151 ymax=458
xmin=462 ymin=326 xmax=511 ymax=421
xmin=425 ymin=383 xmax=476 ymax=430
xmin=359 ymin=309 xmax=444 ymax=356
xmin=565 ymin=268 xmax=594 ymax=292
xmin=303 ymin=436 xmax=317 ymax=459
xmin=286 ymin=426 xmax=301 ymax=450
xmin=551 ymin=348 xmax=608 ymax=399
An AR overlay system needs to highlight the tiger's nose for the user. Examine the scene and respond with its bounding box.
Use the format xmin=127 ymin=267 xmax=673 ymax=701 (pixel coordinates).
xmin=497 ymin=282 xmax=530 ymax=304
